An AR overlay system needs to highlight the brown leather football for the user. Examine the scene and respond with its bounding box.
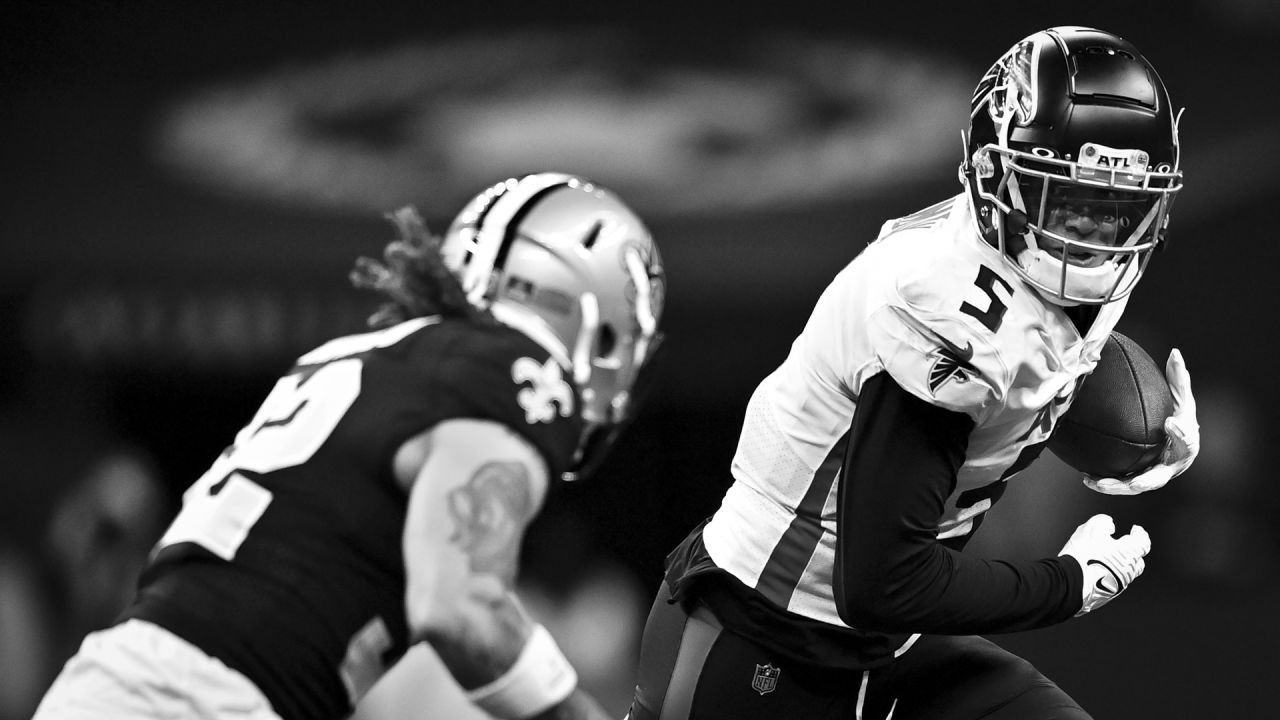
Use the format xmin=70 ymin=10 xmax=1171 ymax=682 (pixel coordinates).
xmin=1049 ymin=332 xmax=1174 ymax=478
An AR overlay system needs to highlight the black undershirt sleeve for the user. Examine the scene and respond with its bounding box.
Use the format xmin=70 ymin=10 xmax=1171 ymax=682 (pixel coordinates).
xmin=833 ymin=372 xmax=1083 ymax=634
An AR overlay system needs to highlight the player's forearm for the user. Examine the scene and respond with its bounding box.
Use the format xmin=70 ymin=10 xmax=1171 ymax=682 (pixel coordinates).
xmin=426 ymin=591 xmax=592 ymax=720
xmin=835 ymin=373 xmax=1081 ymax=633
xmin=839 ymin=541 xmax=1081 ymax=633
xmin=423 ymin=590 xmax=530 ymax=689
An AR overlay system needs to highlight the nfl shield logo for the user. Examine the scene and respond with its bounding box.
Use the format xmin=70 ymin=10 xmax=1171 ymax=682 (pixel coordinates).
xmin=752 ymin=663 xmax=780 ymax=695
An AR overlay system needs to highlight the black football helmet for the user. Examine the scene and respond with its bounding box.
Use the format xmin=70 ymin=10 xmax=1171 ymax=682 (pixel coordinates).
xmin=961 ymin=26 xmax=1183 ymax=306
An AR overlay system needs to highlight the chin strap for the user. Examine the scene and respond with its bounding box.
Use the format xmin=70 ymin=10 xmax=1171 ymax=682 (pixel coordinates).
xmin=980 ymin=208 xmax=1029 ymax=250
xmin=1005 ymin=209 xmax=1029 ymax=237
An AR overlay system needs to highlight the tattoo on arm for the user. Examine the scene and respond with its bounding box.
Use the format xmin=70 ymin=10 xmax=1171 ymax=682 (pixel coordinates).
xmin=446 ymin=461 xmax=534 ymax=583
xmin=430 ymin=461 xmax=536 ymax=686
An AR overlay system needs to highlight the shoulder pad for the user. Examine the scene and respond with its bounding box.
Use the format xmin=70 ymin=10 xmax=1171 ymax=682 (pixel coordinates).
xmin=867 ymin=304 xmax=1007 ymax=418
xmin=440 ymin=322 xmax=584 ymax=473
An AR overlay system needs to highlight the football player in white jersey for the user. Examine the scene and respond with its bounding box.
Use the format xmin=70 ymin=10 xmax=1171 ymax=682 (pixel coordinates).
xmin=34 ymin=173 xmax=666 ymax=720
xmin=628 ymin=27 xmax=1199 ymax=720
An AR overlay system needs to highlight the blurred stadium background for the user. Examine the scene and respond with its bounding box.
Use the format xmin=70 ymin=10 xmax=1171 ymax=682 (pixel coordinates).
xmin=2 ymin=1 xmax=1277 ymax=717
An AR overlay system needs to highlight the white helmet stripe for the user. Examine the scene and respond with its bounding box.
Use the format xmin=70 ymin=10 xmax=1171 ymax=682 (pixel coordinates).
xmin=492 ymin=181 xmax=574 ymax=273
xmin=463 ymin=174 xmax=575 ymax=304
xmin=457 ymin=182 xmax=509 ymax=273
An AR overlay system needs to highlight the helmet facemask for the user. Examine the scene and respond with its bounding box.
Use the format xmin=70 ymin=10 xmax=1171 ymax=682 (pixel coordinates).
xmin=567 ymin=242 xmax=663 ymax=428
xmin=973 ymin=140 xmax=1180 ymax=305
xmin=563 ymin=257 xmax=666 ymax=482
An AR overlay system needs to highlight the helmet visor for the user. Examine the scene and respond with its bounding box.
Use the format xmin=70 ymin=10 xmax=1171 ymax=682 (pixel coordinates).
xmin=1007 ymin=162 xmax=1171 ymax=267
xmin=1016 ymin=178 xmax=1158 ymax=265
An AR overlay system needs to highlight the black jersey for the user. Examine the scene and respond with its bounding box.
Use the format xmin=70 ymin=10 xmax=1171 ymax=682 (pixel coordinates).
xmin=125 ymin=316 xmax=583 ymax=720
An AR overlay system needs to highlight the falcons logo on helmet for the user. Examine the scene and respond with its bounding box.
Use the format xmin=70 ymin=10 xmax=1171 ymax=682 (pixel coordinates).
xmin=972 ymin=38 xmax=1036 ymax=127
xmin=928 ymin=336 xmax=977 ymax=395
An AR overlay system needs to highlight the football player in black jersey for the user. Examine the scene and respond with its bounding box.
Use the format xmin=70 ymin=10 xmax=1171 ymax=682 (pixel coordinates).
xmin=34 ymin=172 xmax=666 ymax=720
xmin=626 ymin=27 xmax=1198 ymax=720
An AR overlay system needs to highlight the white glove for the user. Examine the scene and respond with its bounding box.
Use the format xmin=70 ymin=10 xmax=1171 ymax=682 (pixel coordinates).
xmin=1058 ymin=514 xmax=1151 ymax=616
xmin=1084 ymin=348 xmax=1200 ymax=495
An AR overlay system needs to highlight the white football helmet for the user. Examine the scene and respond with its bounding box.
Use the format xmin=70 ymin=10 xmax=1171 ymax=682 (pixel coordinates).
xmin=962 ymin=26 xmax=1184 ymax=306
xmin=440 ymin=172 xmax=665 ymax=478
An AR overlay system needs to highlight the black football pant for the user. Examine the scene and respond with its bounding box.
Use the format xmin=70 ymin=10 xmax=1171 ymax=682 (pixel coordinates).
xmin=628 ymin=582 xmax=1091 ymax=720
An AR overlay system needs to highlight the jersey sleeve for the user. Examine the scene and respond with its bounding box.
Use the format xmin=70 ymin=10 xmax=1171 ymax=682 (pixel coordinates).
xmin=424 ymin=326 xmax=584 ymax=477
xmin=834 ymin=372 xmax=1083 ymax=633
xmin=864 ymin=278 xmax=1009 ymax=422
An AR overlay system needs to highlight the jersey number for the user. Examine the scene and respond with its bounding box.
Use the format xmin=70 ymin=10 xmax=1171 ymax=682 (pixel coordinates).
xmin=156 ymin=319 xmax=441 ymax=559
xmin=954 ymin=439 xmax=1049 ymax=511
xmin=156 ymin=359 xmax=362 ymax=560
xmin=959 ymin=265 xmax=1014 ymax=333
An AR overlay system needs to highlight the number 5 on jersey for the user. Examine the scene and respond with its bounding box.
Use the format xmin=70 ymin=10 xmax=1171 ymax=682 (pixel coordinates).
xmin=960 ymin=265 xmax=1014 ymax=333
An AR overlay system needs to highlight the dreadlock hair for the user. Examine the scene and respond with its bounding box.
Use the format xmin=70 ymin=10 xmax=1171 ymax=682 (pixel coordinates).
xmin=350 ymin=206 xmax=492 ymax=329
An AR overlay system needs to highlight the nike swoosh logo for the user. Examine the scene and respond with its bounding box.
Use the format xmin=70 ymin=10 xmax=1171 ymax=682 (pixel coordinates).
xmin=936 ymin=334 xmax=975 ymax=364
xmin=1087 ymin=559 xmax=1122 ymax=595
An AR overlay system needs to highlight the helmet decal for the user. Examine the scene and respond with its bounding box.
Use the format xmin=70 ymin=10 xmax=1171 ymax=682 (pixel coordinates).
xmin=987 ymin=39 xmax=1037 ymax=131
xmin=1077 ymin=143 xmax=1150 ymax=183
xmin=973 ymin=39 xmax=1036 ymax=128
xmin=620 ymin=239 xmax=665 ymax=319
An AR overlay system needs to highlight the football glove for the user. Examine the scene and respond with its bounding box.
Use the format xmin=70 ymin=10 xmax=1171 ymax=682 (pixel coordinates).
xmin=1084 ymin=348 xmax=1199 ymax=496
xmin=1058 ymin=513 xmax=1151 ymax=616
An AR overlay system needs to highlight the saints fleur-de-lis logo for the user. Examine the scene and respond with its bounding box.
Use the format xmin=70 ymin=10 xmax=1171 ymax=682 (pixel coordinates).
xmin=512 ymin=357 xmax=574 ymax=424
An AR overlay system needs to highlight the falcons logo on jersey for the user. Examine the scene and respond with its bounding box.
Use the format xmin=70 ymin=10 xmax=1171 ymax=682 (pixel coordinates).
xmin=512 ymin=357 xmax=574 ymax=424
xmin=928 ymin=336 xmax=977 ymax=395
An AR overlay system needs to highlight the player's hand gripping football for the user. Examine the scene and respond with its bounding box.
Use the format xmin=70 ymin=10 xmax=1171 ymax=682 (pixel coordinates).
xmin=1058 ymin=514 xmax=1151 ymax=616
xmin=1084 ymin=348 xmax=1200 ymax=495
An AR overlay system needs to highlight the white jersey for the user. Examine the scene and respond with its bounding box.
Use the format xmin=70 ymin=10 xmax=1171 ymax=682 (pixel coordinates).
xmin=702 ymin=195 xmax=1126 ymax=628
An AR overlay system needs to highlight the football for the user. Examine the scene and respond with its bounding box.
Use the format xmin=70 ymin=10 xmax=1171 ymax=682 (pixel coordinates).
xmin=1049 ymin=332 xmax=1174 ymax=479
